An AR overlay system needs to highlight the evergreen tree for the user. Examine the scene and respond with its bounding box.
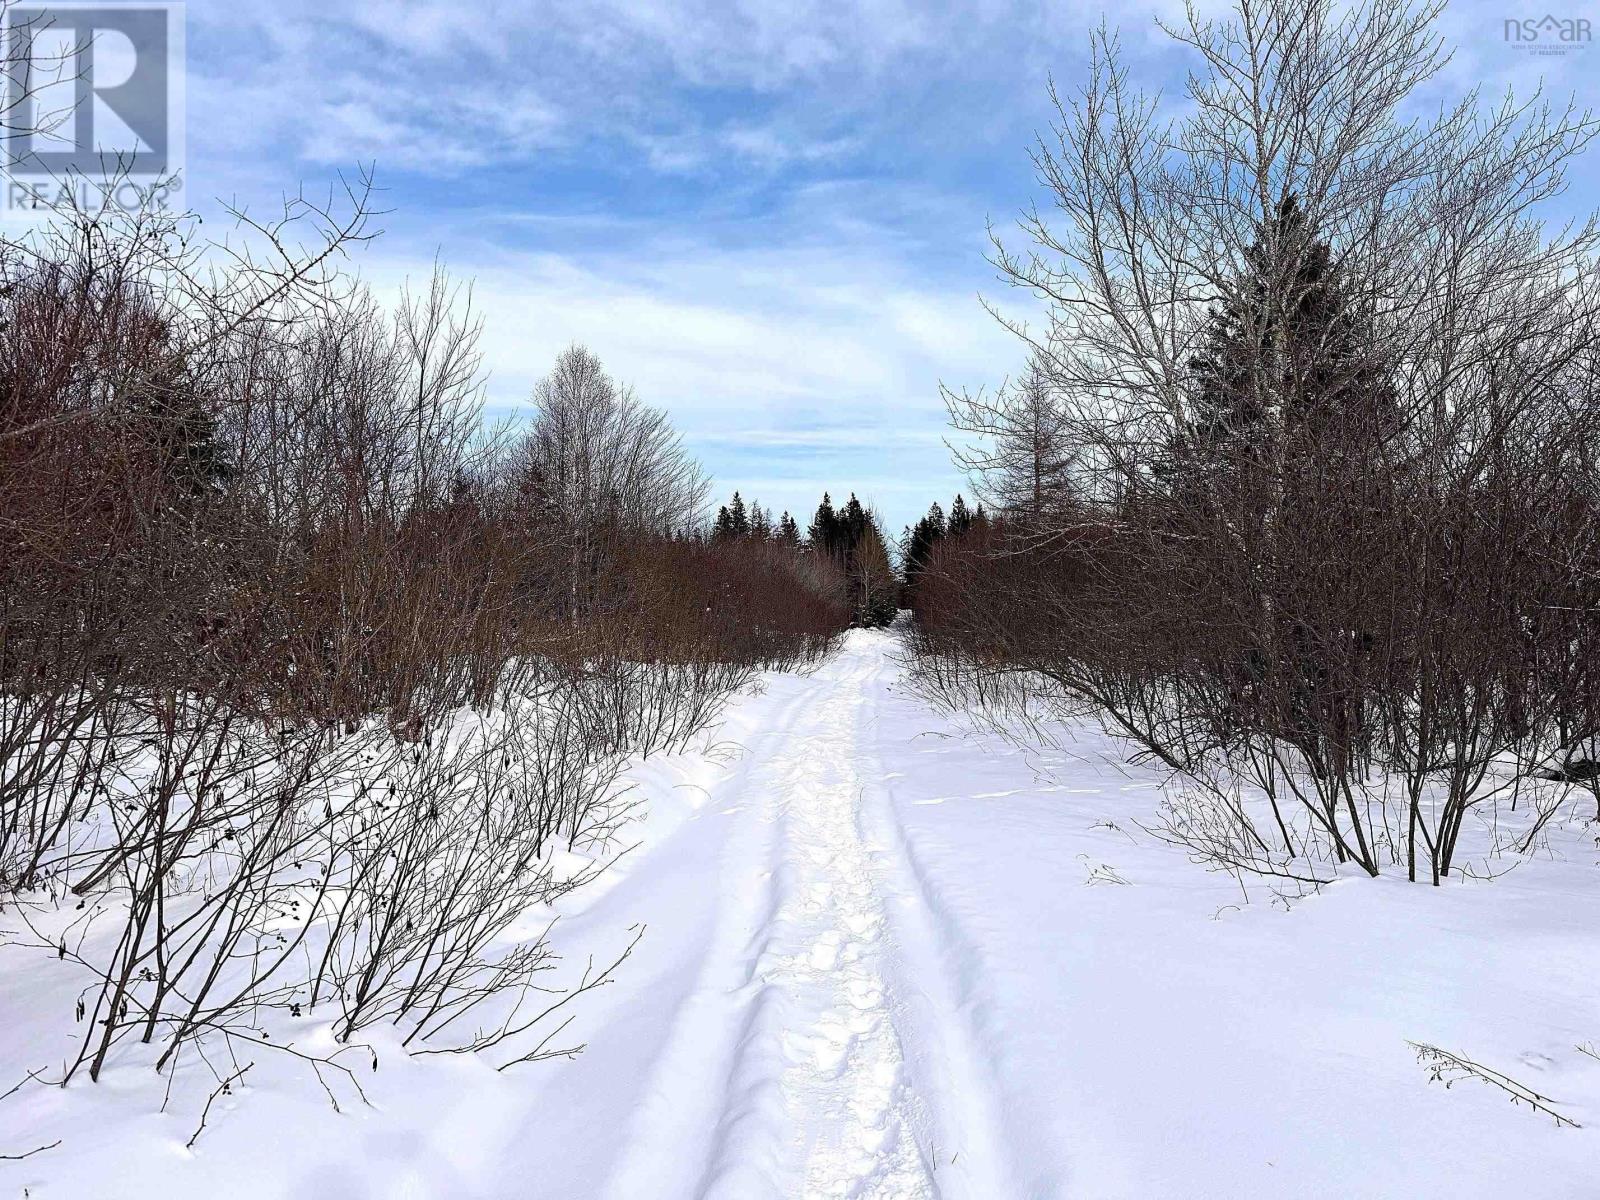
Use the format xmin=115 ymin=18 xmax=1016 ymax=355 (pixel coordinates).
xmin=902 ymin=501 xmax=951 ymax=588
xmin=1179 ymin=194 xmax=1396 ymax=473
xmin=1177 ymin=196 xmax=1399 ymax=766
xmin=902 ymin=520 xmax=930 ymax=588
xmin=948 ymin=494 xmax=972 ymax=536
xmin=128 ymin=339 xmax=231 ymax=514
xmin=727 ymin=491 xmax=750 ymax=537
xmin=804 ymin=490 xmax=898 ymax=625
xmin=750 ymin=502 xmax=771 ymax=540
xmin=712 ymin=504 xmax=736 ymax=540
xmin=778 ymin=511 xmax=800 ymax=546
xmin=808 ymin=492 xmax=839 ymax=555
xmin=840 ymin=493 xmax=868 ymax=547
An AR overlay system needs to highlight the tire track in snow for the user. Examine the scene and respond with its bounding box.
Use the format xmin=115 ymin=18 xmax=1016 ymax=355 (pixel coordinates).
xmin=601 ymin=645 xmax=932 ymax=1199
xmin=856 ymin=640 xmax=1025 ymax=1199
xmin=597 ymin=676 xmax=815 ymax=1200
xmin=696 ymin=647 xmax=929 ymax=1199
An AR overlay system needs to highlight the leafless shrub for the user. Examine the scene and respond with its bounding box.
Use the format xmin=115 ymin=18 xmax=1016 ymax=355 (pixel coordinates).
xmin=913 ymin=0 xmax=1600 ymax=884
xmin=0 ymin=172 xmax=846 ymax=1147
xmin=1410 ymin=1042 xmax=1582 ymax=1129
xmin=309 ymin=705 xmax=624 ymax=1048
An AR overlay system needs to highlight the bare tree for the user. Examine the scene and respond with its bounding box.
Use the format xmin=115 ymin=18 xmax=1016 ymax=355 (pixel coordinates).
xmin=916 ymin=0 xmax=1600 ymax=884
xmin=1 ymin=177 xmax=844 ymax=1154
xmin=947 ymin=352 xmax=1077 ymax=535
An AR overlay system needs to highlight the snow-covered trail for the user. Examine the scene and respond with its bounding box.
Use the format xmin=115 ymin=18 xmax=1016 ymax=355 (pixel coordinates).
xmin=597 ymin=628 xmax=1007 ymax=1200
xmin=514 ymin=627 xmax=1600 ymax=1200
xmin=11 ymin=626 xmax=1600 ymax=1199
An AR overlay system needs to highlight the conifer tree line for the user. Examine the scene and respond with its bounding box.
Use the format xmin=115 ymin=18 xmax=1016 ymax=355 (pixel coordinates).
xmin=0 ymin=184 xmax=850 ymax=1105
xmin=708 ymin=489 xmax=897 ymax=627
xmin=807 ymin=492 xmax=899 ymax=627
xmin=711 ymin=492 xmax=799 ymax=545
xmin=901 ymin=494 xmax=986 ymax=598
xmin=911 ymin=0 xmax=1600 ymax=885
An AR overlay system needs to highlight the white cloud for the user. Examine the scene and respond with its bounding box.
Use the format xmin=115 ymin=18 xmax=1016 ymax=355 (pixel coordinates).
xmin=357 ymin=235 xmax=1017 ymax=427
xmin=184 ymin=0 xmax=1063 ymax=182
xmin=176 ymin=0 xmax=1600 ymax=534
xmin=344 ymin=212 xmax=1019 ymax=529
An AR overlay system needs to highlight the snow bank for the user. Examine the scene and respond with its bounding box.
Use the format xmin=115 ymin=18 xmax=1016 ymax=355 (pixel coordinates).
xmin=4 ymin=630 xmax=1598 ymax=1197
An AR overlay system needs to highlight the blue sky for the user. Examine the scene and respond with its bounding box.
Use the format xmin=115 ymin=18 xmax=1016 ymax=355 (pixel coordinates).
xmin=181 ymin=0 xmax=1600 ymax=535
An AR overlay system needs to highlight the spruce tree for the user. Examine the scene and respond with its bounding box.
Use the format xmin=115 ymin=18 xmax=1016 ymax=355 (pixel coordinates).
xmin=841 ymin=494 xmax=868 ymax=547
xmin=803 ymin=490 xmax=903 ymax=624
xmin=902 ymin=501 xmax=952 ymax=589
xmin=129 ymin=346 xmax=230 ymax=516
xmin=948 ymin=494 xmax=971 ymax=536
xmin=1178 ymin=196 xmax=1398 ymax=766
xmin=778 ymin=511 xmax=800 ymax=546
xmin=808 ymin=493 xmax=838 ymax=555
xmin=1180 ymin=195 xmax=1396 ymax=473
xmin=727 ymin=491 xmax=750 ymax=537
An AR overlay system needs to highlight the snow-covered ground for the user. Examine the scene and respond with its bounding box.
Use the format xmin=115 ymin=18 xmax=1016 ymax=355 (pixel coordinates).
xmin=5 ymin=629 xmax=1600 ymax=1197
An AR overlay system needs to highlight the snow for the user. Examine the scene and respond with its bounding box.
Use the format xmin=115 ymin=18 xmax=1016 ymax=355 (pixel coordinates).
xmin=5 ymin=629 xmax=1600 ymax=1197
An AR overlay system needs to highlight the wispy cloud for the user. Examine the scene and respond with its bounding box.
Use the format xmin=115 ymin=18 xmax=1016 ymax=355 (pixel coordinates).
xmin=183 ymin=0 xmax=1600 ymax=531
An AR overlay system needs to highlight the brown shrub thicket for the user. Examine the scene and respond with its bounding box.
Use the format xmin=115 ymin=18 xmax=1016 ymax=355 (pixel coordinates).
xmin=0 ymin=194 xmax=846 ymax=1109
xmin=911 ymin=0 xmax=1600 ymax=884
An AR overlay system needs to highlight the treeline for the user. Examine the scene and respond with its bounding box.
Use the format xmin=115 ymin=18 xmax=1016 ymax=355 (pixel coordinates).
xmin=0 ymin=190 xmax=847 ymax=1106
xmin=909 ymin=0 xmax=1600 ymax=885
xmin=900 ymin=494 xmax=985 ymax=600
xmin=711 ymin=489 xmax=898 ymax=628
